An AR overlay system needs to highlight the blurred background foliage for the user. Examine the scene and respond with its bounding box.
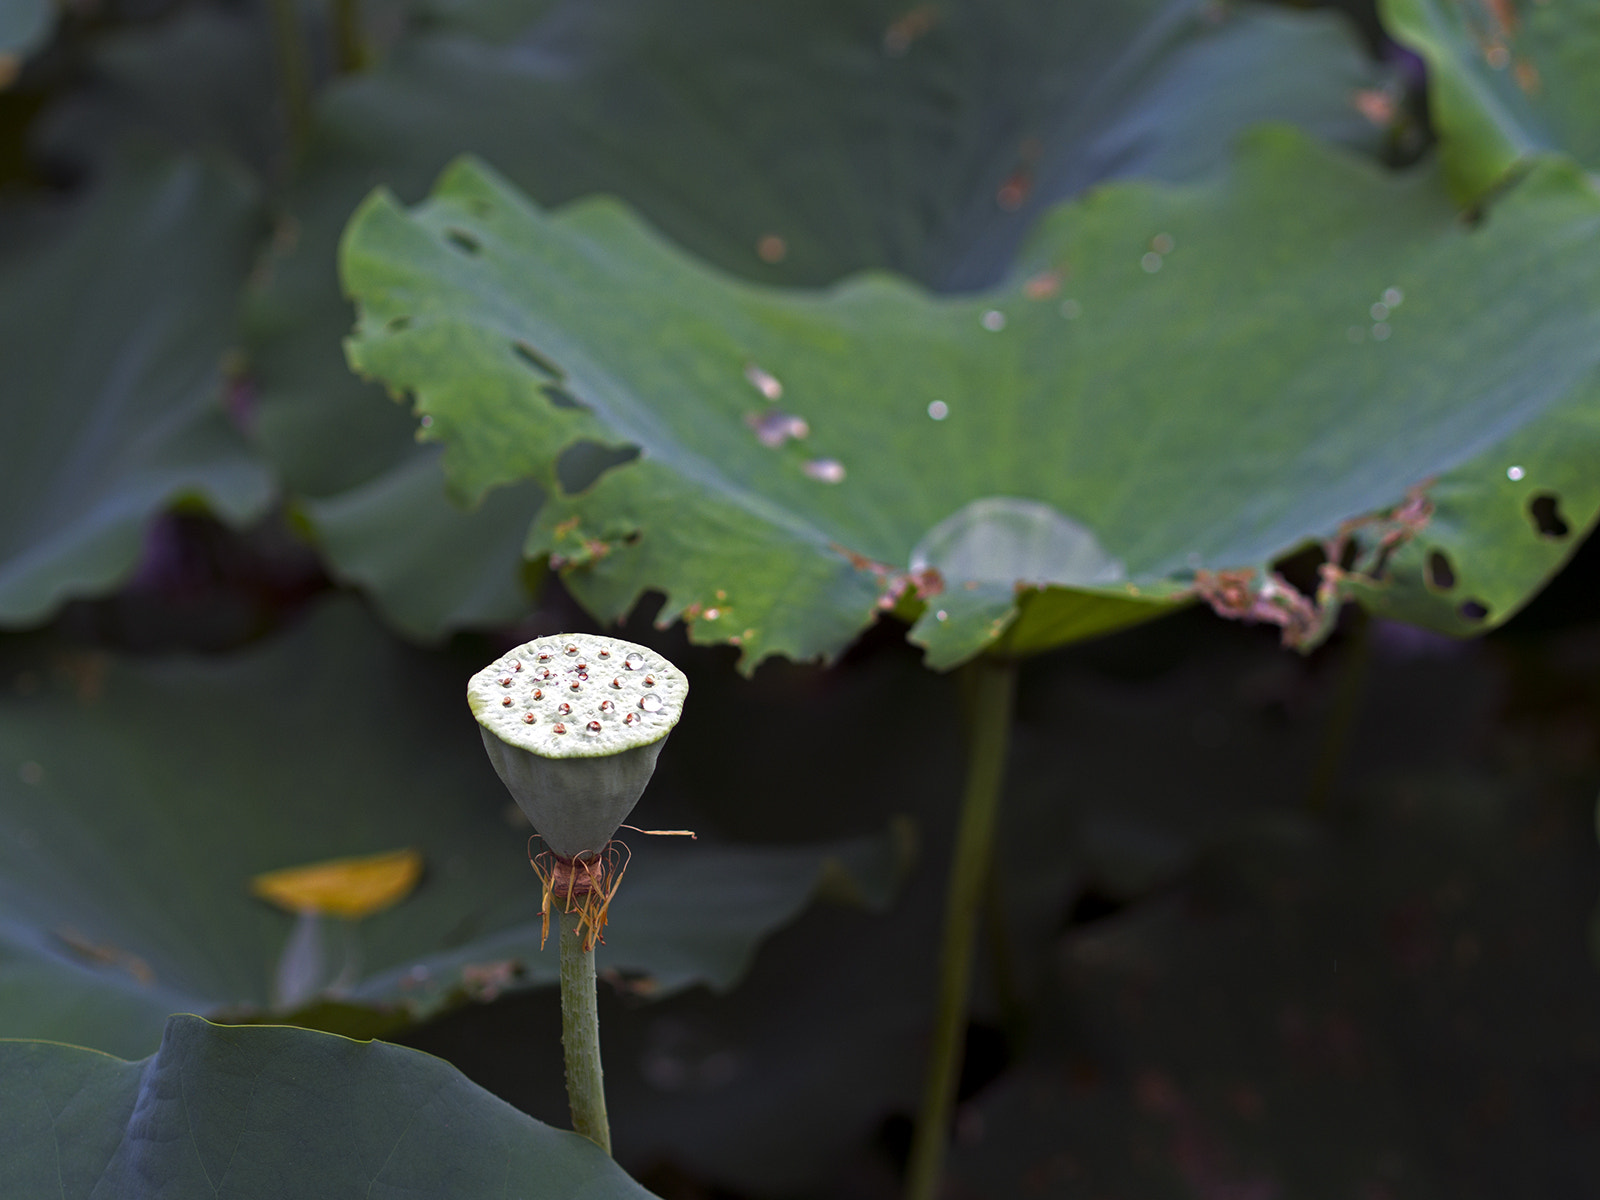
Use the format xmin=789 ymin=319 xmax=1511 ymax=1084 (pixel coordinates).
xmin=2 ymin=0 xmax=1599 ymax=1196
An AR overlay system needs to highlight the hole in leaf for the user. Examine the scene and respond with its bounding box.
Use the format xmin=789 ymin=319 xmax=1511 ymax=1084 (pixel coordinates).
xmin=1426 ymin=550 xmax=1456 ymax=591
xmin=542 ymin=384 xmax=587 ymax=411
xmin=556 ymin=441 xmax=640 ymax=494
xmin=1529 ymin=493 xmax=1571 ymax=539
xmin=385 ymin=315 xmax=411 ymax=332
xmin=511 ymin=341 xmax=561 ymax=380
xmin=1459 ymin=599 xmax=1490 ymax=622
xmin=445 ymin=228 xmax=481 ymax=254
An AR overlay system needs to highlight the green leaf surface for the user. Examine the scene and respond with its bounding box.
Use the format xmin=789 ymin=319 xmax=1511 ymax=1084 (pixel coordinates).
xmin=248 ymin=0 xmax=1383 ymax=642
xmin=0 ymin=1015 xmax=655 ymax=1198
xmin=0 ymin=597 xmax=903 ymax=1057
xmin=1382 ymin=0 xmax=1600 ymax=202
xmin=0 ymin=152 xmax=274 ymax=627
xmin=341 ymin=132 xmax=1600 ymax=670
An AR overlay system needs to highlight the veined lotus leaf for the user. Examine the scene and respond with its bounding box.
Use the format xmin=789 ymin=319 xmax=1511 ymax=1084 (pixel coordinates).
xmin=340 ymin=129 xmax=1600 ymax=671
xmin=0 ymin=152 xmax=273 ymax=627
xmin=0 ymin=1015 xmax=656 ymax=1199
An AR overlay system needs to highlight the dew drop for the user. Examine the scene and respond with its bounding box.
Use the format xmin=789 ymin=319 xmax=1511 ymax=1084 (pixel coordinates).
xmin=600 ymin=699 xmax=615 ymax=712
xmin=1371 ymin=322 xmax=1392 ymax=341
xmin=1507 ymin=465 xmax=1525 ymax=481
xmin=419 ymin=415 xmax=434 ymax=428
xmin=928 ymin=400 xmax=949 ymax=420
xmin=625 ymin=653 xmax=645 ymax=671
xmin=553 ymin=723 xmax=567 ymax=734
xmin=980 ymin=310 xmax=1006 ymax=332
xmin=1370 ymin=302 xmax=1390 ymax=321
xmin=599 ymin=649 xmax=611 ymax=658
xmin=577 ymin=671 xmax=589 ymax=681
xmin=587 ymin=721 xmax=603 ymax=733
xmin=499 ymin=676 xmax=512 ymax=687
xmin=640 ymin=694 xmax=664 ymax=713
xmin=1140 ymin=252 xmax=1163 ymax=274
xmin=936 ymin=610 xmax=949 ymax=622
xmin=523 ymin=713 xmax=537 ymax=724
xmin=1150 ymin=232 xmax=1175 ymax=254
xmin=569 ymin=681 xmax=581 ymax=692
xmin=704 ymin=608 xmax=721 ymax=620
xmin=1059 ymin=299 xmax=1082 ymax=320
xmin=804 ymin=458 xmax=846 ymax=484
xmin=565 ymin=644 xmax=578 ymax=655
xmin=611 ymin=677 xmax=623 ymax=688
xmin=757 ymin=234 xmax=788 ymax=263
xmin=538 ymin=652 xmax=550 ymax=661
xmin=501 ymin=697 xmax=513 ymax=707
xmin=1485 ymin=44 xmax=1510 ymax=69
xmin=1383 ymin=286 xmax=1404 ymax=307
xmin=644 ymin=675 xmax=656 ymax=687
xmin=746 ymin=409 xmax=809 ymax=448
xmin=558 ymin=702 xmax=572 ymax=715
xmin=512 ymin=660 xmax=522 ymax=672
xmin=625 ymin=712 xmax=637 ymax=725
xmin=744 ymin=364 xmax=784 ymax=401
xmin=533 ymin=689 xmax=543 ymax=700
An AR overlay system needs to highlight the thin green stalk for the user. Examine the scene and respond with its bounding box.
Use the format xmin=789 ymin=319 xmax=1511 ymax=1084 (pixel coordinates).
xmin=331 ymin=0 xmax=367 ymax=73
xmin=266 ymin=0 xmax=311 ymax=159
xmin=905 ymin=655 xmax=1017 ymax=1200
xmin=559 ymin=911 xmax=612 ymax=1154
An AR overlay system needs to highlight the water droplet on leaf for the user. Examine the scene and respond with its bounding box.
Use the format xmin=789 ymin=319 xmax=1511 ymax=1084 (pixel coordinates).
xmin=928 ymin=400 xmax=949 ymax=420
xmin=980 ymin=310 xmax=1006 ymax=332
xmin=1507 ymin=465 xmax=1525 ymax=481
xmin=640 ymin=694 xmax=664 ymax=713
xmin=744 ymin=364 xmax=784 ymax=401
xmin=804 ymin=458 xmax=846 ymax=483
xmin=625 ymin=653 xmax=645 ymax=670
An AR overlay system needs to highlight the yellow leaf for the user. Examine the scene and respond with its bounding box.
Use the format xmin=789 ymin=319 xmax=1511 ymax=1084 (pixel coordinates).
xmin=250 ymin=848 xmax=423 ymax=919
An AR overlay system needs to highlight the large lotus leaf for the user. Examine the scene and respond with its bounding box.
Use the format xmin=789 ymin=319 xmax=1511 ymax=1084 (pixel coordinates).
xmin=1382 ymin=0 xmax=1600 ymax=203
xmin=248 ymin=0 xmax=1385 ymax=641
xmin=340 ymin=131 xmax=1600 ymax=671
xmin=0 ymin=1015 xmax=656 ymax=1199
xmin=0 ymin=151 xmax=274 ymax=627
xmin=0 ymin=596 xmax=904 ymax=1058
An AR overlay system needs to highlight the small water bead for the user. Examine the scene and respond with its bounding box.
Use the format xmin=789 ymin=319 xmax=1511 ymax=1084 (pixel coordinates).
xmin=558 ymin=702 xmax=572 ymax=715
xmin=703 ymin=608 xmax=720 ymax=621
xmin=639 ymin=694 xmax=664 ymax=713
xmin=569 ymin=681 xmax=582 ymax=692
xmin=1059 ymin=299 xmax=1082 ymax=319
xmin=600 ymin=700 xmax=615 ymax=713
xmin=565 ymin=644 xmax=578 ymax=655
xmin=587 ymin=721 xmax=603 ymax=733
xmin=499 ymin=676 xmax=512 ymax=687
xmin=501 ymin=697 xmax=513 ymax=707
xmin=1150 ymin=233 xmax=1175 ymax=254
xmin=577 ymin=670 xmax=589 ymax=681
xmin=624 ymin=653 xmax=645 ymax=671
xmin=1507 ymin=465 xmax=1526 ymax=481
xmin=553 ymin=723 xmax=567 ymax=734
xmin=522 ymin=713 xmax=537 ymax=724
xmin=936 ymin=610 xmax=949 ymax=622
xmin=644 ymin=675 xmax=656 ymax=687
xmin=611 ymin=677 xmax=623 ymax=689
xmin=804 ymin=458 xmax=846 ymax=484
xmin=928 ymin=400 xmax=949 ymax=420
xmin=538 ymin=652 xmax=550 ymax=662
xmin=1371 ymin=322 xmax=1392 ymax=341
xmin=598 ymin=649 xmax=611 ymax=658
xmin=744 ymin=364 xmax=784 ymax=401
xmin=512 ymin=660 xmax=522 ymax=672
xmin=1140 ymin=252 xmax=1163 ymax=274
xmin=1383 ymin=287 xmax=1404 ymax=307
xmin=625 ymin=712 xmax=638 ymax=725
xmin=1370 ymin=302 xmax=1389 ymax=321
xmin=980 ymin=310 xmax=1006 ymax=332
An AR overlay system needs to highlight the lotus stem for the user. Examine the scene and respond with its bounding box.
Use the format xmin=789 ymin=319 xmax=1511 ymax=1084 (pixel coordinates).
xmin=266 ymin=0 xmax=311 ymax=159
xmin=905 ymin=654 xmax=1017 ymax=1200
xmin=559 ymin=910 xmax=612 ymax=1154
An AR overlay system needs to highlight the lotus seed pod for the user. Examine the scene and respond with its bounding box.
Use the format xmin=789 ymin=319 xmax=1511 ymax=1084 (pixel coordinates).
xmin=468 ymin=634 xmax=687 ymax=859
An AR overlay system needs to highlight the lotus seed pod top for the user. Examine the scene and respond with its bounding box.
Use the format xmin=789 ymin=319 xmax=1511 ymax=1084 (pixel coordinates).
xmin=468 ymin=634 xmax=687 ymax=860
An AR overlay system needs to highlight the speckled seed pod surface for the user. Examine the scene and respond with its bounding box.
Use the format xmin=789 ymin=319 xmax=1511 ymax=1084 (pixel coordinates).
xmin=468 ymin=634 xmax=687 ymax=859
